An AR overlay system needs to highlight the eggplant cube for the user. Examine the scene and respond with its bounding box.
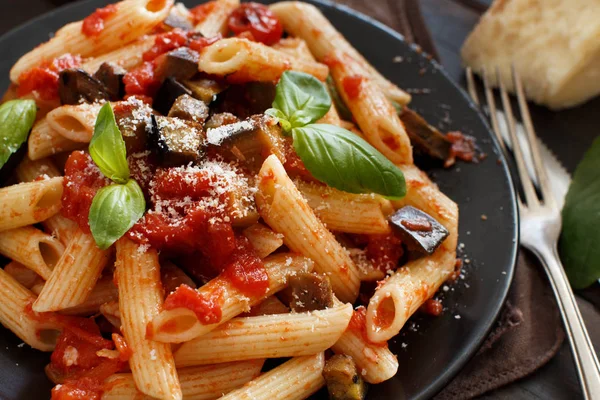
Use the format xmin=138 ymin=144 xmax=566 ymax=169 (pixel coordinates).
xmin=323 ymin=354 xmax=368 ymax=400
xmin=389 ymin=206 xmax=449 ymax=255
xmin=94 ymin=62 xmax=126 ymax=100
xmin=168 ymin=94 xmax=209 ymax=124
xmin=58 ymin=68 xmax=110 ymax=105
xmin=157 ymin=47 xmax=200 ymax=82
xmin=154 ymin=77 xmax=192 ymax=116
xmin=149 ymin=115 xmax=203 ymax=166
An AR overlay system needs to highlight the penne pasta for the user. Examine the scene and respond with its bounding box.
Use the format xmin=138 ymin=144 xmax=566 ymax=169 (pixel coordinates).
xmin=0 ymin=226 xmax=64 ymax=280
xmin=0 ymin=268 xmax=62 ymax=351
xmin=33 ymin=228 xmax=112 ymax=312
xmin=27 ymin=118 xmax=83 ymax=161
xmin=255 ymin=155 xmax=361 ymax=303
xmin=115 ymin=237 xmax=181 ymax=400
xmin=242 ymin=222 xmax=284 ymax=258
xmin=99 ymin=300 xmax=122 ymax=328
xmin=102 ymin=360 xmax=264 ymax=400
xmin=81 ymin=35 xmax=156 ymax=74
xmin=270 ymin=1 xmax=411 ymax=105
xmin=148 ymin=253 xmax=314 ymax=343
xmin=296 ymin=180 xmax=392 ymax=234
xmin=174 ymin=302 xmax=353 ymax=366
xmin=272 ymin=37 xmax=316 ymax=61
xmin=327 ymin=50 xmax=413 ymax=164
xmin=219 ymin=353 xmax=325 ymax=400
xmin=15 ymin=157 xmax=78 ymax=245
xmin=61 ymin=277 xmax=119 ymax=316
xmin=3 ymin=261 xmax=42 ymax=289
xmin=10 ymin=0 xmax=173 ymax=83
xmin=366 ymin=164 xmax=459 ymax=342
xmin=194 ymin=0 xmax=239 ymax=36
xmin=0 ymin=178 xmax=63 ymax=232
xmin=46 ymin=103 xmax=102 ymax=143
xmin=198 ymin=38 xmax=329 ymax=83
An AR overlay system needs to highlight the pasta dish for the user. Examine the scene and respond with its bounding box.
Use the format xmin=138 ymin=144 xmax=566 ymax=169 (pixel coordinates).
xmin=0 ymin=0 xmax=462 ymax=399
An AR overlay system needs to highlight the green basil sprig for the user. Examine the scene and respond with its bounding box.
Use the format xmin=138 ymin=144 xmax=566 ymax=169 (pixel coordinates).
xmin=268 ymin=71 xmax=406 ymax=200
xmin=88 ymin=103 xmax=145 ymax=250
xmin=0 ymin=99 xmax=37 ymax=169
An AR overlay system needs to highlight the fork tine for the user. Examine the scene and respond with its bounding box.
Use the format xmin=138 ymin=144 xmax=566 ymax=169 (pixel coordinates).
xmin=481 ymin=68 xmax=509 ymax=156
xmin=496 ymin=67 xmax=540 ymax=208
xmin=465 ymin=67 xmax=480 ymax=106
xmin=512 ymin=65 xmax=557 ymax=209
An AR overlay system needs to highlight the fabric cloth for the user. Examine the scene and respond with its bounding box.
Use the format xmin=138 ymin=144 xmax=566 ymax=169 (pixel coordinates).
xmin=330 ymin=0 xmax=565 ymax=398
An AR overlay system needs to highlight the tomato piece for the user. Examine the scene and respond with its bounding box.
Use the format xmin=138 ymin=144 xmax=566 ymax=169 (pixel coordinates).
xmin=17 ymin=54 xmax=82 ymax=101
xmin=228 ymin=3 xmax=283 ymax=45
xmin=163 ymin=283 xmax=224 ymax=325
xmin=81 ymin=4 xmax=118 ymax=37
xmin=142 ymin=29 xmax=189 ymax=62
xmin=190 ymin=1 xmax=218 ymax=25
xmin=342 ymin=75 xmax=364 ymax=100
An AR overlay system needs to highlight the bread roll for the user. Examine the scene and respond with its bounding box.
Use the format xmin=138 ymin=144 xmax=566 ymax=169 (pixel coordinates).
xmin=461 ymin=0 xmax=600 ymax=110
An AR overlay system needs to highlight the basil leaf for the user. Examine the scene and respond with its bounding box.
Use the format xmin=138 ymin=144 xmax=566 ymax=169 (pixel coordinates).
xmin=292 ymin=124 xmax=406 ymax=199
xmin=325 ymin=75 xmax=353 ymax=121
xmin=0 ymin=100 xmax=37 ymax=169
xmin=89 ymin=180 xmax=146 ymax=250
xmin=265 ymin=108 xmax=292 ymax=133
xmin=559 ymin=136 xmax=600 ymax=288
xmin=89 ymin=103 xmax=130 ymax=184
xmin=272 ymin=71 xmax=331 ymax=131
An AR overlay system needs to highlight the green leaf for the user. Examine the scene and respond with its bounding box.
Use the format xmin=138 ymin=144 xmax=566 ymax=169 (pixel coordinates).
xmin=89 ymin=103 xmax=130 ymax=184
xmin=0 ymin=99 xmax=37 ymax=169
xmin=272 ymin=71 xmax=331 ymax=131
xmin=89 ymin=180 xmax=146 ymax=250
xmin=325 ymin=75 xmax=353 ymax=121
xmin=292 ymin=124 xmax=406 ymax=199
xmin=265 ymin=108 xmax=292 ymax=133
xmin=559 ymin=136 xmax=600 ymax=288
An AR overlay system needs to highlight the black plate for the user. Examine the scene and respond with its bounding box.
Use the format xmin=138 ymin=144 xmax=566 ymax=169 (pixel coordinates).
xmin=0 ymin=1 xmax=518 ymax=399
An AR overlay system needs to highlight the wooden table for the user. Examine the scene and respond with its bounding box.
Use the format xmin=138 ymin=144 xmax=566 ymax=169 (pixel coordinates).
xmin=1 ymin=1 xmax=599 ymax=399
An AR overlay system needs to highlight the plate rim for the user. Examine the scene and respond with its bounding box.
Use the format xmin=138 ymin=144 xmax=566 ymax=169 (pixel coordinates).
xmin=0 ymin=0 xmax=519 ymax=399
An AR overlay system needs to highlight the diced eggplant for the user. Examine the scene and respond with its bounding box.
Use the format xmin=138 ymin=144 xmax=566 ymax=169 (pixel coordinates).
xmin=58 ymin=68 xmax=110 ymax=105
xmin=182 ymin=78 xmax=228 ymax=104
xmin=399 ymin=108 xmax=451 ymax=161
xmin=204 ymin=112 xmax=239 ymax=129
xmin=388 ymin=206 xmax=449 ymax=255
xmin=155 ymin=47 xmax=200 ymax=82
xmin=113 ymin=99 xmax=153 ymax=154
xmin=153 ymin=77 xmax=192 ymax=116
xmin=149 ymin=115 xmax=204 ymax=166
xmin=279 ymin=272 xmax=334 ymax=312
xmin=168 ymin=94 xmax=209 ymax=124
xmin=94 ymin=62 xmax=126 ymax=100
xmin=205 ymin=118 xmax=257 ymax=146
xmin=323 ymin=354 xmax=368 ymax=400
xmin=163 ymin=3 xmax=193 ymax=31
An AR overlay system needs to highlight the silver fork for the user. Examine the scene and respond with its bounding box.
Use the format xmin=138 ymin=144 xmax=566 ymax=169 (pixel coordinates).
xmin=466 ymin=66 xmax=600 ymax=399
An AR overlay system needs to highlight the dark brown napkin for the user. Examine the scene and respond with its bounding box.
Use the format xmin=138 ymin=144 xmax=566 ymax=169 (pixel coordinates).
xmin=330 ymin=0 xmax=565 ymax=397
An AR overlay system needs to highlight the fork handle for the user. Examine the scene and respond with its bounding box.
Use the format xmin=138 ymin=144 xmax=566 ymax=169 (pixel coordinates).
xmin=534 ymin=245 xmax=600 ymax=400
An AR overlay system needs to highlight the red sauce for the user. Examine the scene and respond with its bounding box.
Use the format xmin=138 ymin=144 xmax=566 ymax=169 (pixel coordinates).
xmin=81 ymin=4 xmax=118 ymax=37
xmin=365 ymin=233 xmax=403 ymax=273
xmin=163 ymin=283 xmax=224 ymax=325
xmin=188 ymin=34 xmax=222 ymax=53
xmin=228 ymin=3 xmax=283 ymax=45
xmin=421 ymin=299 xmax=443 ymax=316
xmin=400 ymin=218 xmax=432 ymax=232
xmin=347 ymin=306 xmax=387 ymax=348
xmin=342 ymin=75 xmax=364 ymax=100
xmin=61 ymin=151 xmax=110 ymax=232
xmin=190 ymin=1 xmax=218 ymax=25
xmin=47 ymin=319 xmax=124 ymax=400
xmin=17 ymin=54 xmax=82 ymax=101
xmin=143 ymin=29 xmax=189 ymax=62
xmin=221 ymin=235 xmax=268 ymax=298
xmin=111 ymin=333 xmax=132 ymax=362
xmin=123 ymin=61 xmax=162 ymax=99
xmin=445 ymin=131 xmax=477 ymax=166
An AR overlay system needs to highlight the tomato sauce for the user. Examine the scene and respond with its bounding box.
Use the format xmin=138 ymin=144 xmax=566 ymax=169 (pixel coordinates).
xmin=221 ymin=235 xmax=268 ymax=298
xmin=61 ymin=151 xmax=110 ymax=232
xmin=46 ymin=318 xmax=125 ymax=400
xmin=364 ymin=233 xmax=403 ymax=273
xmin=342 ymin=75 xmax=364 ymax=100
xmin=446 ymin=131 xmax=477 ymax=165
xmin=347 ymin=306 xmax=387 ymax=348
xmin=81 ymin=4 xmax=118 ymax=37
xmin=17 ymin=54 xmax=82 ymax=101
xmin=111 ymin=333 xmax=132 ymax=362
xmin=143 ymin=29 xmax=189 ymax=62
xmin=228 ymin=3 xmax=283 ymax=45
xmin=421 ymin=298 xmax=443 ymax=316
xmin=123 ymin=62 xmax=162 ymax=99
xmin=163 ymin=283 xmax=224 ymax=325
xmin=190 ymin=1 xmax=218 ymax=25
